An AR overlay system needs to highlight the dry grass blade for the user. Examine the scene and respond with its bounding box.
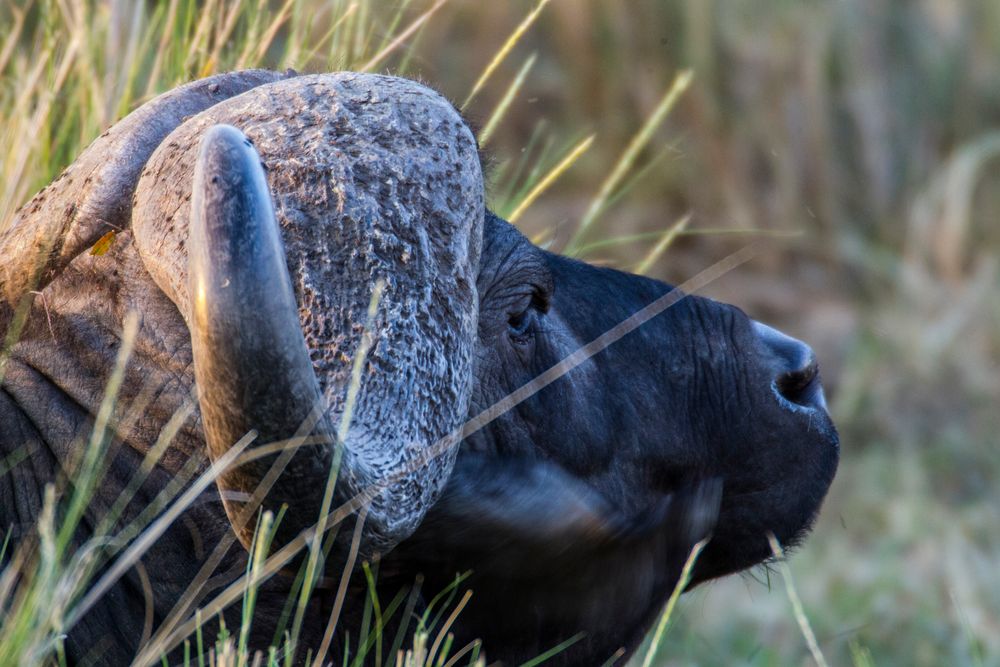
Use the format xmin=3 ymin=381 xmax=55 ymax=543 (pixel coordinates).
xmin=574 ymin=227 xmax=801 ymax=257
xmin=569 ymin=69 xmax=693 ymax=250
xmin=425 ymin=589 xmax=472 ymax=667
xmin=640 ymin=538 xmax=707 ymax=667
xmin=906 ymin=132 xmax=1000 ymax=283
xmin=634 ymin=213 xmax=691 ymax=275
xmin=143 ymin=0 xmax=181 ymax=98
xmin=460 ymin=0 xmax=551 ymax=111
xmin=67 ymin=430 xmax=257 ymax=632
xmin=477 ymin=53 xmax=536 ymax=146
xmin=440 ymin=639 xmax=480 ymax=667
xmin=508 ymin=134 xmax=595 ymax=224
xmin=359 ymin=0 xmax=449 ymax=72
xmin=256 ymin=0 xmax=299 ymax=64
xmin=311 ymin=505 xmax=368 ymax=667
xmin=767 ymin=533 xmax=830 ymax=667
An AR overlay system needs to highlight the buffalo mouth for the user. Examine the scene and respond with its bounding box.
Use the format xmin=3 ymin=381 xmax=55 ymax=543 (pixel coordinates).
xmin=680 ymin=319 xmax=840 ymax=586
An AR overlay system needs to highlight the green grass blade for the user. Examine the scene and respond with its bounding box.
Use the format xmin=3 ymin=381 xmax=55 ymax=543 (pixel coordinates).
xmin=477 ymin=53 xmax=536 ymax=146
xmin=640 ymin=538 xmax=707 ymax=667
xmin=461 ymin=0 xmax=551 ymax=110
xmin=568 ymin=69 xmax=693 ymax=251
xmin=518 ymin=633 xmax=585 ymax=667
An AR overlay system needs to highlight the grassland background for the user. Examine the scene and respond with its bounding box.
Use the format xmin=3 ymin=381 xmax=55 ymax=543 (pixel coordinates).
xmin=1 ymin=1 xmax=999 ymax=665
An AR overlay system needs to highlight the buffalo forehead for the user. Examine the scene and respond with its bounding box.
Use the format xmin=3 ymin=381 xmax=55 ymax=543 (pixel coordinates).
xmin=132 ymin=73 xmax=484 ymax=537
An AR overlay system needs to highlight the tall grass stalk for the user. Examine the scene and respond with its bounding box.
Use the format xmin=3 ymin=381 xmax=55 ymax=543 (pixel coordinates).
xmin=640 ymin=538 xmax=707 ymax=667
xmin=358 ymin=0 xmax=448 ymax=72
xmin=634 ymin=213 xmax=691 ymax=275
xmin=507 ymin=134 xmax=595 ymax=223
xmin=460 ymin=0 xmax=551 ymax=111
xmin=767 ymin=533 xmax=830 ymax=667
xmin=568 ymin=69 xmax=693 ymax=251
xmin=477 ymin=53 xmax=536 ymax=146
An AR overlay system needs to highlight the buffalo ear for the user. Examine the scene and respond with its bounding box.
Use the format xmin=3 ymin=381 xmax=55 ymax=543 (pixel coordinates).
xmin=0 ymin=69 xmax=294 ymax=314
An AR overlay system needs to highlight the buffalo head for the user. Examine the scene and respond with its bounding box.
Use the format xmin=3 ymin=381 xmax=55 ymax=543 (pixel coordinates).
xmin=465 ymin=214 xmax=838 ymax=582
xmin=0 ymin=70 xmax=837 ymax=664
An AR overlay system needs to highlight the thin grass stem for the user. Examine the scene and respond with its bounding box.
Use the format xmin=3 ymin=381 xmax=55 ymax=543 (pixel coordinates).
xmin=477 ymin=53 xmax=536 ymax=146
xmin=568 ymin=70 xmax=693 ymax=250
xmin=634 ymin=213 xmax=691 ymax=275
xmin=767 ymin=533 xmax=830 ymax=667
xmin=461 ymin=0 xmax=551 ymax=111
xmin=640 ymin=538 xmax=707 ymax=667
xmin=359 ymin=0 xmax=449 ymax=73
xmin=508 ymin=134 xmax=594 ymax=223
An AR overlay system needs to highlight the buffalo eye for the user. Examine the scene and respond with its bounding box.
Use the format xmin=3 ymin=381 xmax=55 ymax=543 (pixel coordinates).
xmin=507 ymin=309 xmax=535 ymax=345
xmin=507 ymin=288 xmax=549 ymax=346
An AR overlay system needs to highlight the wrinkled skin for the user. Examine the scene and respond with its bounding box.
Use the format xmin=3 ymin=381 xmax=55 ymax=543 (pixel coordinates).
xmin=389 ymin=213 xmax=838 ymax=662
xmin=0 ymin=71 xmax=838 ymax=666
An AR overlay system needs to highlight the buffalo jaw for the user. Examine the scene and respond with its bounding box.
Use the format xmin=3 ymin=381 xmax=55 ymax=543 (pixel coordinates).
xmin=188 ymin=124 xmax=336 ymax=552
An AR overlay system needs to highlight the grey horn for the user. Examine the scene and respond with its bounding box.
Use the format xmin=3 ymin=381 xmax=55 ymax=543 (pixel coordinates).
xmin=188 ymin=125 xmax=335 ymax=550
xmin=136 ymin=73 xmax=485 ymax=561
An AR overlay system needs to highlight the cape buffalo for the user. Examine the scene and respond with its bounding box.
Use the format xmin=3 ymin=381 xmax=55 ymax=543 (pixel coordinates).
xmin=0 ymin=70 xmax=838 ymax=665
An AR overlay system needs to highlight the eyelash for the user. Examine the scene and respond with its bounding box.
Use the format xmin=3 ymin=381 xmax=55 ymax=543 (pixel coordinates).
xmin=508 ymin=290 xmax=547 ymax=344
xmin=508 ymin=309 xmax=534 ymax=343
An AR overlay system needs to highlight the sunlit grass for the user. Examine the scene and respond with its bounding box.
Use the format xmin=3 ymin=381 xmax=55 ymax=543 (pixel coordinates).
xmin=0 ymin=1 xmax=690 ymax=664
xmin=3 ymin=1 xmax=999 ymax=666
xmin=0 ymin=2 xmax=499 ymax=664
xmin=567 ymin=69 xmax=692 ymax=253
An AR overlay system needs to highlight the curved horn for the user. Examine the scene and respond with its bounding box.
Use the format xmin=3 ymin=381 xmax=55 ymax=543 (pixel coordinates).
xmin=189 ymin=125 xmax=334 ymax=549
xmin=0 ymin=69 xmax=294 ymax=313
xmin=140 ymin=73 xmax=484 ymax=562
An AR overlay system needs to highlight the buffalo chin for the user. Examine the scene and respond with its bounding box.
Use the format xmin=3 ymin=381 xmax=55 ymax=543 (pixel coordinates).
xmin=691 ymin=423 xmax=839 ymax=585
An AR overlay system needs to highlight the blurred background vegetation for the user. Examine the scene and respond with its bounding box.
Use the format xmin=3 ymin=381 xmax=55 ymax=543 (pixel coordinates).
xmin=1 ymin=0 xmax=999 ymax=665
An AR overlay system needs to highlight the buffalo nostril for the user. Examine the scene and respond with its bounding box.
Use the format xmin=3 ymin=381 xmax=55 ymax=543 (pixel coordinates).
xmin=775 ymin=357 xmax=823 ymax=408
xmin=752 ymin=321 xmax=828 ymax=412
